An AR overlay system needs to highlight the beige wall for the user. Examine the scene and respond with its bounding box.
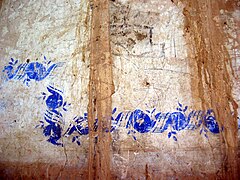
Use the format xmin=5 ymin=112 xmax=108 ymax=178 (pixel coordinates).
xmin=0 ymin=0 xmax=239 ymax=179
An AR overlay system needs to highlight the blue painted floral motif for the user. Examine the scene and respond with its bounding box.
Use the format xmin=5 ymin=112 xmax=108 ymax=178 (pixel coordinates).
xmin=204 ymin=109 xmax=219 ymax=134
xmin=2 ymin=56 xmax=63 ymax=86
xmin=36 ymin=85 xmax=70 ymax=146
xmin=36 ymin=86 xmax=223 ymax=146
xmin=111 ymin=108 xmax=124 ymax=132
xmin=63 ymin=113 xmax=91 ymax=146
xmin=126 ymin=109 xmax=157 ymax=133
xmin=63 ymin=108 xmax=124 ymax=146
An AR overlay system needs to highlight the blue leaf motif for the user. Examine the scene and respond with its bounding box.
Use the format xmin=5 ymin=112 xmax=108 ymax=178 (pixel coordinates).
xmin=72 ymin=136 xmax=76 ymax=142
xmin=178 ymin=102 xmax=183 ymax=108
xmin=183 ymin=106 xmax=188 ymax=112
xmin=176 ymin=108 xmax=182 ymax=111
xmin=151 ymin=108 xmax=156 ymax=114
xmin=112 ymin=107 xmax=117 ymax=114
xmin=173 ymin=136 xmax=177 ymax=141
xmin=168 ymin=132 xmax=172 ymax=138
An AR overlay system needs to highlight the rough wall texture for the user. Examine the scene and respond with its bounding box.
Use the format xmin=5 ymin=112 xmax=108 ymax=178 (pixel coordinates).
xmin=175 ymin=0 xmax=240 ymax=178
xmin=0 ymin=0 xmax=239 ymax=179
xmin=88 ymin=0 xmax=113 ymax=179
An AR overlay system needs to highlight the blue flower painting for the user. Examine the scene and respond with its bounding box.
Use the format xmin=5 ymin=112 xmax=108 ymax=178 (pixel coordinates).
xmin=36 ymin=87 xmax=223 ymax=146
xmin=2 ymin=56 xmax=63 ymax=86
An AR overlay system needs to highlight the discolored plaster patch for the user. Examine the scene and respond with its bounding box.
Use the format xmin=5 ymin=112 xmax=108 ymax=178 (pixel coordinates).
xmin=174 ymin=0 xmax=240 ymax=178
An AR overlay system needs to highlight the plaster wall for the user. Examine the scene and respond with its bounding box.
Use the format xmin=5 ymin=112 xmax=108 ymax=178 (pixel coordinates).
xmin=0 ymin=0 xmax=239 ymax=179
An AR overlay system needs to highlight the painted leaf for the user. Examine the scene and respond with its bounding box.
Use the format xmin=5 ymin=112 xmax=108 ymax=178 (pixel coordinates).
xmin=72 ymin=136 xmax=76 ymax=142
xmin=178 ymin=102 xmax=183 ymax=108
xmin=183 ymin=106 xmax=188 ymax=112
xmin=168 ymin=132 xmax=172 ymax=138
xmin=112 ymin=107 xmax=117 ymax=114
xmin=173 ymin=136 xmax=177 ymax=141
xmin=176 ymin=108 xmax=182 ymax=111
xmin=152 ymin=108 xmax=156 ymax=114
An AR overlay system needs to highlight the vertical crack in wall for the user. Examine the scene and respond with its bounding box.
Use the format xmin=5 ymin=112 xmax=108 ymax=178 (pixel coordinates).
xmin=0 ymin=0 xmax=3 ymax=10
xmin=176 ymin=0 xmax=239 ymax=178
xmin=87 ymin=0 xmax=114 ymax=179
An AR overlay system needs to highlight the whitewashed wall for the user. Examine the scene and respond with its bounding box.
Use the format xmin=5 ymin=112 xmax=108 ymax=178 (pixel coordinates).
xmin=0 ymin=0 xmax=239 ymax=179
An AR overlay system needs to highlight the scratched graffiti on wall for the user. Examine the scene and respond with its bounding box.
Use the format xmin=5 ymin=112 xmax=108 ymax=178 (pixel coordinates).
xmin=36 ymin=86 xmax=226 ymax=146
xmin=2 ymin=56 xmax=63 ymax=86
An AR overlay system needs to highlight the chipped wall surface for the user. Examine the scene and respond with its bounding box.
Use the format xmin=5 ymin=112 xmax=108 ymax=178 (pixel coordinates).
xmin=0 ymin=0 xmax=239 ymax=179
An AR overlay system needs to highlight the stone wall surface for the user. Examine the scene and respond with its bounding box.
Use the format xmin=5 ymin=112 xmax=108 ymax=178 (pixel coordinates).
xmin=0 ymin=0 xmax=239 ymax=179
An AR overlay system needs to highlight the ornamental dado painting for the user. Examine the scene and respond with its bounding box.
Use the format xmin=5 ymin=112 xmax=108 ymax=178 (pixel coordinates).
xmin=2 ymin=56 xmax=238 ymax=147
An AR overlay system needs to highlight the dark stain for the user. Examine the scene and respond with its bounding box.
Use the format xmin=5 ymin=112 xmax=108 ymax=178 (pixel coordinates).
xmin=149 ymin=28 xmax=153 ymax=45
xmin=143 ymin=79 xmax=150 ymax=87
xmin=134 ymin=31 xmax=147 ymax=41
xmin=127 ymin=38 xmax=136 ymax=47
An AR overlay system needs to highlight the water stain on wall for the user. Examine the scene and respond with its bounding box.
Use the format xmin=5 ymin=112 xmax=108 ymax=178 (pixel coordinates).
xmin=174 ymin=0 xmax=239 ymax=178
xmin=88 ymin=0 xmax=114 ymax=179
xmin=0 ymin=0 xmax=239 ymax=179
